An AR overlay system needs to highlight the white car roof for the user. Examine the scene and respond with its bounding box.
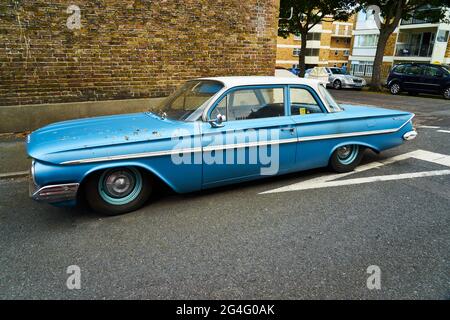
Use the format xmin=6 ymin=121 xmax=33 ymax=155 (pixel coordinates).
xmin=196 ymin=76 xmax=325 ymax=89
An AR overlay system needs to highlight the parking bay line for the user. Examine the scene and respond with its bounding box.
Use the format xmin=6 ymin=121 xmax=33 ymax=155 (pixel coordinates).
xmin=419 ymin=125 xmax=440 ymax=129
xmin=437 ymin=130 xmax=450 ymax=134
xmin=260 ymin=149 xmax=450 ymax=194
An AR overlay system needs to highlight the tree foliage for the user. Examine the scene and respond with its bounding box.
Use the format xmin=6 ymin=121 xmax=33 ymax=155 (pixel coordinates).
xmin=278 ymin=0 xmax=356 ymax=77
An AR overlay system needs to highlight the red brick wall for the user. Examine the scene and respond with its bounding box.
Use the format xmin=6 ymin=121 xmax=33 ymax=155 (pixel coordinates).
xmin=0 ymin=0 xmax=279 ymax=106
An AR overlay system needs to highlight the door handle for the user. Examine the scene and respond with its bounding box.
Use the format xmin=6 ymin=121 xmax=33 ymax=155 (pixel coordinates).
xmin=280 ymin=127 xmax=295 ymax=132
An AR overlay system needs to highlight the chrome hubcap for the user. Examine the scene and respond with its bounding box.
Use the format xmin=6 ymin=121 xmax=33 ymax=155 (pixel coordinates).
xmin=104 ymin=170 xmax=135 ymax=198
xmin=391 ymin=84 xmax=399 ymax=94
xmin=337 ymin=146 xmax=352 ymax=159
xmin=445 ymin=88 xmax=450 ymax=99
xmin=334 ymin=81 xmax=341 ymax=89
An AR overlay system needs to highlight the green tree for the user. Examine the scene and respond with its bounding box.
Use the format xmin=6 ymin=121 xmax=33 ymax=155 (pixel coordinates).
xmin=278 ymin=0 xmax=356 ymax=77
xmin=360 ymin=1 xmax=450 ymax=91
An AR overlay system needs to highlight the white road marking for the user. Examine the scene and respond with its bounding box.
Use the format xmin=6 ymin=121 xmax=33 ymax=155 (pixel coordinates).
xmin=419 ymin=125 xmax=440 ymax=129
xmin=437 ymin=130 xmax=450 ymax=134
xmin=260 ymin=149 xmax=450 ymax=194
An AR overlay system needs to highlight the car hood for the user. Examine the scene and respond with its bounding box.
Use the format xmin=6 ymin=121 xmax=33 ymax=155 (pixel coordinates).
xmin=27 ymin=112 xmax=187 ymax=163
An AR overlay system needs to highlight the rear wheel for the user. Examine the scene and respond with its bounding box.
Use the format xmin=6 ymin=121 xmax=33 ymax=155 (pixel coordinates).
xmin=329 ymin=145 xmax=364 ymax=173
xmin=443 ymin=87 xmax=450 ymax=100
xmin=389 ymin=82 xmax=401 ymax=95
xmin=85 ymin=167 xmax=152 ymax=215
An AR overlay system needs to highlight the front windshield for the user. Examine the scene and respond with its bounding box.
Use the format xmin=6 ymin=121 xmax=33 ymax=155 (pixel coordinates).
xmin=158 ymin=80 xmax=224 ymax=121
xmin=330 ymin=68 xmax=345 ymax=75
xmin=318 ymin=84 xmax=343 ymax=112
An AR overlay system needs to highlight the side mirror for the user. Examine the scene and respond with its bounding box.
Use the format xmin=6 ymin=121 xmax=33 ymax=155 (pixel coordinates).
xmin=208 ymin=113 xmax=226 ymax=128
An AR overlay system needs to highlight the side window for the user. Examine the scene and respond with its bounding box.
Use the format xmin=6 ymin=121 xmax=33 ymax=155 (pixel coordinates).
xmin=290 ymin=87 xmax=323 ymax=115
xmin=424 ymin=66 xmax=443 ymax=77
xmin=213 ymin=87 xmax=285 ymax=121
xmin=394 ymin=65 xmax=405 ymax=74
xmin=405 ymin=65 xmax=422 ymax=76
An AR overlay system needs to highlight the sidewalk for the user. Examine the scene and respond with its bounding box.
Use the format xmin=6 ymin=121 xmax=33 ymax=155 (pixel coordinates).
xmin=0 ymin=134 xmax=29 ymax=179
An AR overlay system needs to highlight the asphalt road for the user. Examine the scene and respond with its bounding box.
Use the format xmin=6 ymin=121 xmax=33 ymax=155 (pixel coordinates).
xmin=0 ymin=91 xmax=449 ymax=299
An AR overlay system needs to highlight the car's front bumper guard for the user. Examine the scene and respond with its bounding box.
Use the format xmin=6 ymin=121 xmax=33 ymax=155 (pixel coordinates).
xmin=30 ymin=178 xmax=79 ymax=203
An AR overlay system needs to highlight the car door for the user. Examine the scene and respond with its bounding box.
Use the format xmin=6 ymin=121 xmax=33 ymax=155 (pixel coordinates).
xmin=201 ymin=85 xmax=297 ymax=187
xmin=421 ymin=65 xmax=445 ymax=94
xmin=402 ymin=64 xmax=423 ymax=91
xmin=288 ymin=85 xmax=339 ymax=171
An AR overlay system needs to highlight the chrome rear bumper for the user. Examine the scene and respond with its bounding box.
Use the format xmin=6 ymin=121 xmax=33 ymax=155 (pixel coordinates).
xmin=403 ymin=130 xmax=417 ymax=141
xmin=29 ymin=177 xmax=79 ymax=203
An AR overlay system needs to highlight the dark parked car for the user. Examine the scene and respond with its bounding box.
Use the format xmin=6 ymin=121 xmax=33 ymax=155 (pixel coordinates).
xmin=386 ymin=63 xmax=450 ymax=99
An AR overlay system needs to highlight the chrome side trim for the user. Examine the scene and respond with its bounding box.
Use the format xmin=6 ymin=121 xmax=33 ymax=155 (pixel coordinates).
xmin=61 ymin=114 xmax=415 ymax=165
xmin=62 ymin=147 xmax=203 ymax=165
xmin=299 ymin=128 xmax=397 ymax=142
xmin=31 ymin=183 xmax=79 ymax=203
xmin=203 ymin=138 xmax=298 ymax=152
xmin=299 ymin=114 xmax=414 ymax=142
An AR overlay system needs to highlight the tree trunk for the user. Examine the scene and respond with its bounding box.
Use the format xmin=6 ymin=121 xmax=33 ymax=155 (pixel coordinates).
xmin=298 ymin=30 xmax=308 ymax=78
xmin=370 ymin=30 xmax=390 ymax=91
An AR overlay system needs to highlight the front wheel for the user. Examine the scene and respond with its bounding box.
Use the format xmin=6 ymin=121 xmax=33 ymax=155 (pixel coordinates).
xmin=329 ymin=145 xmax=364 ymax=173
xmin=85 ymin=167 xmax=152 ymax=215
xmin=389 ymin=82 xmax=401 ymax=95
xmin=333 ymin=80 xmax=342 ymax=90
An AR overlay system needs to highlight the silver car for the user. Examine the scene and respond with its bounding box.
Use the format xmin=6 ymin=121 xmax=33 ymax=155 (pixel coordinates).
xmin=307 ymin=67 xmax=366 ymax=90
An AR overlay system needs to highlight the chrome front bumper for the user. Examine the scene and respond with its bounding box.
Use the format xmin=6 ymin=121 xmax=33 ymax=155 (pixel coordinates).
xmin=403 ymin=130 xmax=418 ymax=141
xmin=29 ymin=176 xmax=79 ymax=203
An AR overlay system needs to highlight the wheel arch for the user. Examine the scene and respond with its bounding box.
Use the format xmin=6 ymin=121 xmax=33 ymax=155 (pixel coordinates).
xmin=387 ymin=78 xmax=401 ymax=88
xmin=328 ymin=141 xmax=380 ymax=160
xmin=77 ymin=161 xmax=178 ymax=196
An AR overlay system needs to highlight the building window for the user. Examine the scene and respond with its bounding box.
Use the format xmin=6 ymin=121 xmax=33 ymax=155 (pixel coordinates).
xmin=437 ymin=30 xmax=449 ymax=42
xmin=305 ymin=48 xmax=320 ymax=56
xmin=293 ymin=48 xmax=319 ymax=56
xmin=343 ymin=50 xmax=350 ymax=56
xmin=334 ymin=50 xmax=338 ymax=56
xmin=293 ymin=33 xmax=301 ymax=41
xmin=354 ymin=34 xmax=379 ymax=47
xmin=307 ymin=33 xmax=321 ymax=41
xmin=351 ymin=61 xmax=373 ymax=77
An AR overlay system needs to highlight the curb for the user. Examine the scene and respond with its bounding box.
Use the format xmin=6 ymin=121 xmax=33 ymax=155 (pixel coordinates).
xmin=0 ymin=171 xmax=29 ymax=180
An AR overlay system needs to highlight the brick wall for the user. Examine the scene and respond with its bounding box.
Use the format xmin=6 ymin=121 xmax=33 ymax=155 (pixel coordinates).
xmin=0 ymin=0 xmax=279 ymax=106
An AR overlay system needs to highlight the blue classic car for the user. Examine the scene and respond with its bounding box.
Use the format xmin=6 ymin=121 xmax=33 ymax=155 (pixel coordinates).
xmin=28 ymin=77 xmax=417 ymax=215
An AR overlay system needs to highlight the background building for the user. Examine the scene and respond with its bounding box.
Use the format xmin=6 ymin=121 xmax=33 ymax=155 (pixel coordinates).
xmin=349 ymin=7 xmax=450 ymax=78
xmin=276 ymin=16 xmax=354 ymax=69
xmin=0 ymin=0 xmax=279 ymax=107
